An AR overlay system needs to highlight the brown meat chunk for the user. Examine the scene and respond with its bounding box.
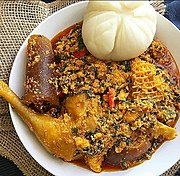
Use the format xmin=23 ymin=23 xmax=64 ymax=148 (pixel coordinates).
xmin=23 ymin=35 xmax=59 ymax=111
xmin=105 ymin=137 xmax=151 ymax=166
xmin=65 ymin=93 xmax=88 ymax=119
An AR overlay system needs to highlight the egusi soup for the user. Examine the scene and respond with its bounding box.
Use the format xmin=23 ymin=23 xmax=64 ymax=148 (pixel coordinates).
xmin=0 ymin=22 xmax=179 ymax=173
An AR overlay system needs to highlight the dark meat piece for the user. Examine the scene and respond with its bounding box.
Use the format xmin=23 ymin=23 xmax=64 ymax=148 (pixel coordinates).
xmin=105 ymin=137 xmax=151 ymax=166
xmin=23 ymin=35 xmax=59 ymax=112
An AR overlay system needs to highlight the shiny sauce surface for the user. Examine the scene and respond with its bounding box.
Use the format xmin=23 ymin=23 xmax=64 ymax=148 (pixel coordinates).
xmin=51 ymin=22 xmax=82 ymax=48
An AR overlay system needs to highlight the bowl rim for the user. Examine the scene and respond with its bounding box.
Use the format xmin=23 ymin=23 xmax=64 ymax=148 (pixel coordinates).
xmin=8 ymin=1 xmax=180 ymax=176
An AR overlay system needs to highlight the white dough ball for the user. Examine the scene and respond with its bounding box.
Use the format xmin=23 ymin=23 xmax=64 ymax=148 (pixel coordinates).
xmin=82 ymin=1 xmax=157 ymax=61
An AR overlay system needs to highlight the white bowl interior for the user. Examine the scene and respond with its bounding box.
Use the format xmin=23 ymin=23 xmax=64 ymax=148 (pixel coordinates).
xmin=9 ymin=1 xmax=180 ymax=176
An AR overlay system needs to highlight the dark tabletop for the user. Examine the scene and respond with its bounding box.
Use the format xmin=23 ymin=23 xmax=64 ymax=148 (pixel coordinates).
xmin=0 ymin=0 xmax=180 ymax=176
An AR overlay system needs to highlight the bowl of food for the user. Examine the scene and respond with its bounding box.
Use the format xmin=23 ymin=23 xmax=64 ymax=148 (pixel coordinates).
xmin=0 ymin=1 xmax=180 ymax=176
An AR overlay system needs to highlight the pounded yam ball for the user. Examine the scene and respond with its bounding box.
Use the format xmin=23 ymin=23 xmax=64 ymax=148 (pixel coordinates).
xmin=82 ymin=1 xmax=157 ymax=61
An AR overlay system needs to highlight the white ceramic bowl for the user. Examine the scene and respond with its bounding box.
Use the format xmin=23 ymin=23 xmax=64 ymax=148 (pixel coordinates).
xmin=9 ymin=1 xmax=180 ymax=176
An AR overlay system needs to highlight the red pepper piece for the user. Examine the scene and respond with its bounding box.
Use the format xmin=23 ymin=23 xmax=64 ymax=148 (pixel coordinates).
xmin=143 ymin=106 xmax=148 ymax=112
xmin=108 ymin=88 xmax=115 ymax=109
xmin=73 ymin=49 xmax=86 ymax=58
xmin=58 ymin=91 xmax=65 ymax=99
